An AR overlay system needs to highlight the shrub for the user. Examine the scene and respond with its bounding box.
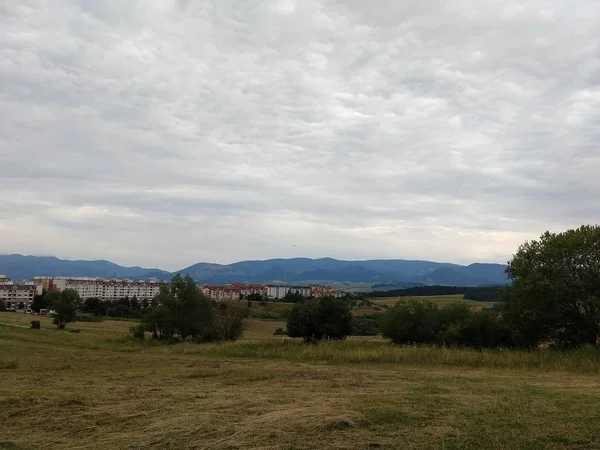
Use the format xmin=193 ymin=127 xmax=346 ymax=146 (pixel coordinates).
xmin=273 ymin=327 xmax=287 ymax=336
xmin=381 ymin=299 xmax=439 ymax=345
xmin=247 ymin=301 xmax=253 ymax=308
xmin=214 ymin=303 xmax=246 ymax=341
xmin=352 ymin=315 xmax=380 ymax=336
xmin=30 ymin=320 xmax=41 ymax=329
xmin=130 ymin=324 xmax=145 ymax=340
xmin=287 ymin=296 xmax=353 ymax=342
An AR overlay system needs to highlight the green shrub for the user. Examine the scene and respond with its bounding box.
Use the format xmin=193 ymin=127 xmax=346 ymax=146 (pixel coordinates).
xmin=273 ymin=327 xmax=287 ymax=336
xmin=30 ymin=320 xmax=41 ymax=329
xmin=130 ymin=324 xmax=145 ymax=340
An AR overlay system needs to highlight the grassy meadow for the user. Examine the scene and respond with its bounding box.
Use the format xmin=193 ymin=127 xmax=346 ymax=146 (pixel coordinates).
xmin=2 ymin=311 xmax=600 ymax=449
xmin=370 ymin=294 xmax=496 ymax=310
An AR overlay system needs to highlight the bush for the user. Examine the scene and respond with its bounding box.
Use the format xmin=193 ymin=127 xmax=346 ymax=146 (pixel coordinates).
xmin=273 ymin=327 xmax=287 ymax=336
xmin=130 ymin=324 xmax=145 ymax=340
xmin=352 ymin=315 xmax=380 ymax=336
xmin=30 ymin=320 xmax=41 ymax=329
xmin=381 ymin=299 xmax=516 ymax=349
xmin=247 ymin=301 xmax=253 ymax=308
xmin=287 ymin=296 xmax=353 ymax=342
xmin=381 ymin=299 xmax=439 ymax=345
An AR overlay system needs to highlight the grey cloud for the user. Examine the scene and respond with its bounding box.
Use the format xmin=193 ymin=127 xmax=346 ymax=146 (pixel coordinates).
xmin=1 ymin=0 xmax=599 ymax=269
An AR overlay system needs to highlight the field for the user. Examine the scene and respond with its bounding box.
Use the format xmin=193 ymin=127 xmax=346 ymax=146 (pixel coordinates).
xmin=2 ymin=311 xmax=600 ymax=450
xmin=370 ymin=294 xmax=496 ymax=310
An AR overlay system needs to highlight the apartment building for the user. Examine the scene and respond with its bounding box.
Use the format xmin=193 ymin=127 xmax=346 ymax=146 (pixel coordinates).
xmin=203 ymin=283 xmax=336 ymax=301
xmin=33 ymin=277 xmax=164 ymax=301
xmin=0 ymin=275 xmax=40 ymax=309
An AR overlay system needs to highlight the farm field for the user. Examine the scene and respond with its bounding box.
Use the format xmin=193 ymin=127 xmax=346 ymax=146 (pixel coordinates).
xmin=370 ymin=294 xmax=496 ymax=310
xmin=2 ymin=311 xmax=600 ymax=450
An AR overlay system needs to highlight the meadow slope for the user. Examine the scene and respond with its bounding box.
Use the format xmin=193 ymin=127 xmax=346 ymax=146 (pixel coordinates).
xmin=1 ymin=312 xmax=599 ymax=450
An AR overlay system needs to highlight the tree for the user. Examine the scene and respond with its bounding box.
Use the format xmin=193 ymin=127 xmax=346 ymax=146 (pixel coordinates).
xmin=83 ymin=297 xmax=102 ymax=316
xmin=130 ymin=296 xmax=140 ymax=310
xmin=284 ymin=291 xmax=305 ymax=303
xmin=317 ymin=296 xmax=353 ymax=339
xmin=142 ymin=304 xmax=175 ymax=340
xmin=502 ymin=225 xmax=600 ymax=348
xmin=246 ymin=293 xmax=263 ymax=303
xmin=17 ymin=302 xmax=25 ymax=310
xmin=141 ymin=298 xmax=150 ymax=309
xmin=31 ymin=290 xmax=49 ymax=313
xmin=142 ymin=274 xmax=213 ymax=341
xmin=213 ymin=302 xmax=247 ymax=341
xmin=380 ymin=299 xmax=439 ymax=345
xmin=286 ymin=296 xmax=352 ymax=342
xmin=52 ymin=288 xmax=81 ymax=329
xmin=0 ymin=299 xmax=6 ymax=311
xmin=286 ymin=300 xmax=322 ymax=342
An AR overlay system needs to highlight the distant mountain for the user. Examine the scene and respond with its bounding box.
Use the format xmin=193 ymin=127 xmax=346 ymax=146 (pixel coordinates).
xmin=0 ymin=254 xmax=509 ymax=286
xmin=413 ymin=264 xmax=510 ymax=286
xmin=178 ymin=258 xmax=509 ymax=286
xmin=0 ymin=254 xmax=171 ymax=281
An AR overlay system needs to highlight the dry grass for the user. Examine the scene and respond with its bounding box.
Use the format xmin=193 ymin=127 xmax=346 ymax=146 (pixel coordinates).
xmin=1 ymin=312 xmax=600 ymax=450
xmin=370 ymin=294 xmax=496 ymax=310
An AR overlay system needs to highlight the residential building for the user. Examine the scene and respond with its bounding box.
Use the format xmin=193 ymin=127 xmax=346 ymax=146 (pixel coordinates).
xmin=0 ymin=275 xmax=40 ymax=309
xmin=33 ymin=277 xmax=164 ymax=302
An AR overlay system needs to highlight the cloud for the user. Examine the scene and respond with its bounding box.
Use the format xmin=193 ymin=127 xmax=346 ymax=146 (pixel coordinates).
xmin=1 ymin=0 xmax=599 ymax=270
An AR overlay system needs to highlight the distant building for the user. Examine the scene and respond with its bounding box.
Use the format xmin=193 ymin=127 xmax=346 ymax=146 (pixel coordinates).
xmin=0 ymin=275 xmax=40 ymax=309
xmin=33 ymin=277 xmax=164 ymax=302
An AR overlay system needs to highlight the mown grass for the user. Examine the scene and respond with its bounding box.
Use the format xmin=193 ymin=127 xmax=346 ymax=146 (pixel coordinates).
xmin=1 ymin=312 xmax=600 ymax=449
xmin=370 ymin=294 xmax=496 ymax=310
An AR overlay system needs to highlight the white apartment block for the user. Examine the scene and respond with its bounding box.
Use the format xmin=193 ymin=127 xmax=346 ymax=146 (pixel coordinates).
xmin=33 ymin=277 xmax=164 ymax=302
xmin=0 ymin=275 xmax=40 ymax=309
xmin=266 ymin=285 xmax=327 ymax=299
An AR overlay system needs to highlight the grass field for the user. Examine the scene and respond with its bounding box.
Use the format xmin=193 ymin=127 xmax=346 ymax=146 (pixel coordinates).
xmin=370 ymin=294 xmax=496 ymax=310
xmin=2 ymin=311 xmax=600 ymax=450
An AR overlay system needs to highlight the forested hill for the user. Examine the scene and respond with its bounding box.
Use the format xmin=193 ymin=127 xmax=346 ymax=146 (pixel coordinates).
xmin=1 ymin=255 xmax=509 ymax=286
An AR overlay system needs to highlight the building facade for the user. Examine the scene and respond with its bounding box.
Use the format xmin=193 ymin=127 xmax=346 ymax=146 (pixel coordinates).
xmin=0 ymin=275 xmax=40 ymax=309
xmin=33 ymin=277 xmax=164 ymax=302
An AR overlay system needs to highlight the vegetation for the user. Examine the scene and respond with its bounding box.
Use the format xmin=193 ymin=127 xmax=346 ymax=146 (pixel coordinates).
xmin=368 ymin=285 xmax=503 ymax=301
xmin=502 ymin=225 xmax=600 ymax=348
xmin=0 ymin=298 xmax=5 ymax=311
xmin=287 ymin=296 xmax=353 ymax=342
xmin=2 ymin=311 xmax=600 ymax=449
xmin=51 ymin=288 xmax=81 ymax=329
xmin=139 ymin=274 xmax=245 ymax=343
xmin=351 ymin=314 xmax=381 ymax=336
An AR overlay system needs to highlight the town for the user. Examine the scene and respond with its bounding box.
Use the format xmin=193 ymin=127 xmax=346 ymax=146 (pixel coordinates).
xmin=0 ymin=274 xmax=340 ymax=311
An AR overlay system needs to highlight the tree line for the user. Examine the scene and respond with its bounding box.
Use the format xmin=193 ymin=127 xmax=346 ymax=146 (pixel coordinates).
xmin=8 ymin=225 xmax=599 ymax=349
xmin=368 ymin=285 xmax=503 ymax=301
xmin=287 ymin=226 xmax=600 ymax=349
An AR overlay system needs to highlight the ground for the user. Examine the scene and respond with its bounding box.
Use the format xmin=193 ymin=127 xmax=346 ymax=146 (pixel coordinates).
xmin=1 ymin=311 xmax=600 ymax=450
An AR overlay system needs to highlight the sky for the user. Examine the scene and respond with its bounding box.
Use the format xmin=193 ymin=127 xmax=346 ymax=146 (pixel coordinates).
xmin=1 ymin=0 xmax=599 ymax=271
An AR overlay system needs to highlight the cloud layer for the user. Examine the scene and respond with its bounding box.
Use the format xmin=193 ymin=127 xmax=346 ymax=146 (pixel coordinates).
xmin=2 ymin=0 xmax=599 ymax=270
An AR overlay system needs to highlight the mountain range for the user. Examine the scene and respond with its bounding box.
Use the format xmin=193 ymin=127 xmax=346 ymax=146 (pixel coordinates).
xmin=0 ymin=254 xmax=510 ymax=287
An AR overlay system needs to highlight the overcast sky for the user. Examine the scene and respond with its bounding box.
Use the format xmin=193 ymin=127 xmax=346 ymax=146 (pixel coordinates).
xmin=1 ymin=0 xmax=599 ymax=270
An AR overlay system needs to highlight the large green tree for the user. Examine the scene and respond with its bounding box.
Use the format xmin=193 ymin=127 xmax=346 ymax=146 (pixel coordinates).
xmin=286 ymin=296 xmax=352 ymax=342
xmin=52 ymin=288 xmax=81 ymax=329
xmin=143 ymin=274 xmax=213 ymax=341
xmin=502 ymin=225 xmax=600 ymax=348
